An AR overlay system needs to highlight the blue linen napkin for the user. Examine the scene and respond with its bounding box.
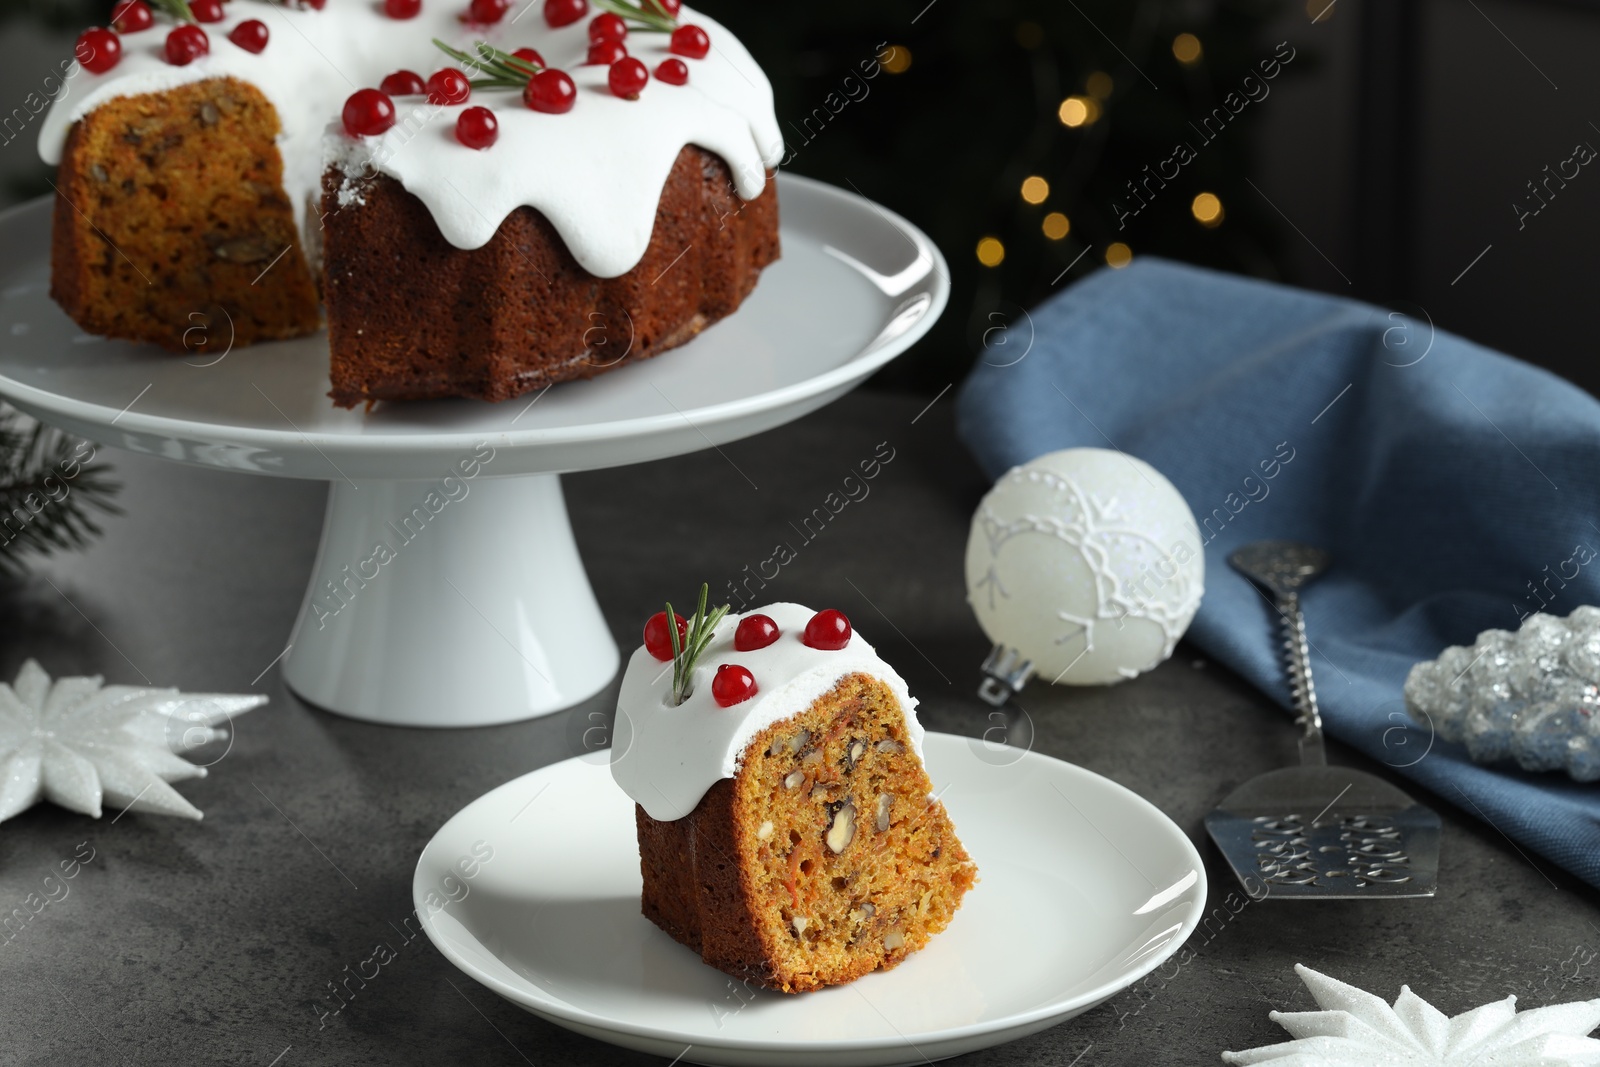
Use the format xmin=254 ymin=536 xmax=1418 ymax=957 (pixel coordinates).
xmin=957 ymin=257 xmax=1600 ymax=890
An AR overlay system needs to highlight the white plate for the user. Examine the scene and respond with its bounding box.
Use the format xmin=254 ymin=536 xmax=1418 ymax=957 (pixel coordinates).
xmin=414 ymin=733 xmax=1207 ymax=1066
xmin=0 ymin=173 xmax=947 ymax=480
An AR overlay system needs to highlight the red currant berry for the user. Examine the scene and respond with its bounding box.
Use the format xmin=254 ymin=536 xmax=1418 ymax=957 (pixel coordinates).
xmin=165 ymin=25 xmax=210 ymax=66
xmin=455 ymin=106 xmax=498 ymax=149
xmin=303 ymin=0 xmax=327 ymax=8
xmin=468 ymin=0 xmax=509 ymax=22
xmin=111 ymin=0 xmax=154 ymax=33
xmin=669 ymin=24 xmax=710 ymax=59
xmin=734 ymin=614 xmax=779 ymax=652
xmin=711 ymin=664 xmax=757 ymax=707
xmin=646 ymin=0 xmax=681 ymax=15
xmin=379 ymin=69 xmax=425 ymax=95
xmin=544 ymin=0 xmax=587 ymax=27
xmin=643 ymin=611 xmax=688 ymax=661
xmin=511 ymin=47 xmax=545 ymax=69
xmin=586 ymin=40 xmax=626 ymax=65
xmin=228 ymin=20 xmax=270 ymax=54
xmin=75 ymin=28 xmax=122 ymax=74
xmin=385 ymin=0 xmax=422 ymax=17
xmin=342 ymin=88 xmax=397 ymax=137
xmin=589 ymin=13 xmax=626 ymax=42
xmin=803 ymin=609 xmax=852 ymax=651
xmin=524 ymin=68 xmax=577 ymax=112
xmin=190 ymin=0 xmax=224 ymax=22
xmin=607 ymin=56 xmax=648 ymax=97
xmin=426 ymin=68 xmax=472 ymax=105
xmin=655 ymin=58 xmax=688 ymax=85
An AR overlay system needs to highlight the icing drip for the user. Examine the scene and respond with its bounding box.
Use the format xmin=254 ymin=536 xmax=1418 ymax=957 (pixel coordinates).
xmin=611 ymin=602 xmax=926 ymax=822
xmin=38 ymin=0 xmax=783 ymax=278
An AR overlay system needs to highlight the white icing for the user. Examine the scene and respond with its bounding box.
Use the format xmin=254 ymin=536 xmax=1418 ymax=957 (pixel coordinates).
xmin=611 ymin=602 xmax=927 ymax=822
xmin=38 ymin=0 xmax=782 ymax=278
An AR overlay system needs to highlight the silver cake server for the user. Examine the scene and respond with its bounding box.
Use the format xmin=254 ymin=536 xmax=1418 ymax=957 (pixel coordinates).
xmin=1204 ymin=541 xmax=1440 ymax=900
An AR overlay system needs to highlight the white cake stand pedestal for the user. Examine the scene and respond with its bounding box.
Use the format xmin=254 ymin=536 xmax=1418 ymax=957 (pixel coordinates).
xmin=286 ymin=475 xmax=614 ymax=727
xmin=0 ymin=175 xmax=948 ymax=727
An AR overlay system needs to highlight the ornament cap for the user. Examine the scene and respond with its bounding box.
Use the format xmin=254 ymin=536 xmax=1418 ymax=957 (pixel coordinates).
xmin=977 ymin=643 xmax=1033 ymax=706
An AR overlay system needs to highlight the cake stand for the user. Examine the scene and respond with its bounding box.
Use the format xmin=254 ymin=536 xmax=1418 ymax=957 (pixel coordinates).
xmin=0 ymin=174 xmax=948 ymax=727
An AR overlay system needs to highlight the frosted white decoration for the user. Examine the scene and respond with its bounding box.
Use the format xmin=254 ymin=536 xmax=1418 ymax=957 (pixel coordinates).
xmin=612 ymin=603 xmax=921 ymax=822
xmin=965 ymin=448 xmax=1204 ymax=686
xmin=1403 ymin=606 xmax=1600 ymax=782
xmin=37 ymin=2 xmax=782 ymax=280
xmin=1223 ymin=963 xmax=1600 ymax=1066
xmin=0 ymin=660 xmax=267 ymax=822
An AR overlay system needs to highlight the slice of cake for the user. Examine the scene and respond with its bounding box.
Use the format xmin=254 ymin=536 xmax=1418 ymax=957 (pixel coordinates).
xmin=613 ymin=595 xmax=976 ymax=993
xmin=40 ymin=0 xmax=783 ymax=405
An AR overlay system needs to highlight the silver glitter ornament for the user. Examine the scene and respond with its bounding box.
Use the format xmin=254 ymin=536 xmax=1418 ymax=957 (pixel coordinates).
xmin=1403 ymin=606 xmax=1600 ymax=782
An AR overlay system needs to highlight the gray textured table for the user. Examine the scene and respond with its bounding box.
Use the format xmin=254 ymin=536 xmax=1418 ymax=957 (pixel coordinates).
xmin=2 ymin=391 xmax=1595 ymax=1067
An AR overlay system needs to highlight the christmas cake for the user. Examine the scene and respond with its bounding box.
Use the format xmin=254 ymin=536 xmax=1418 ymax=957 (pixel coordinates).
xmin=613 ymin=596 xmax=976 ymax=993
xmin=40 ymin=0 xmax=782 ymax=405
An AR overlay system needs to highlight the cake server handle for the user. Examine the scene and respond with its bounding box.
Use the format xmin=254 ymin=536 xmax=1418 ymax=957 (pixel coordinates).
xmin=1279 ymin=590 xmax=1326 ymax=767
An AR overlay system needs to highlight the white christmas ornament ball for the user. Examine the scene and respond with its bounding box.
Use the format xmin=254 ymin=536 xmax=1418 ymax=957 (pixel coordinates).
xmin=966 ymin=448 xmax=1205 ymax=686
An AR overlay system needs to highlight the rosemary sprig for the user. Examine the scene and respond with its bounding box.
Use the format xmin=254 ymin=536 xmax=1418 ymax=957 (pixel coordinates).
xmin=433 ymin=38 xmax=542 ymax=89
xmin=593 ymin=0 xmax=677 ymax=33
xmin=666 ymin=583 xmax=730 ymax=705
xmin=145 ymin=0 xmax=197 ymax=22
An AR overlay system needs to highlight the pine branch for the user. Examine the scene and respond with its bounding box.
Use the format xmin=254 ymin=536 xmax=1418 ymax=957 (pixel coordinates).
xmin=667 ymin=582 xmax=729 ymax=704
xmin=0 ymin=413 xmax=121 ymax=575
xmin=593 ymin=0 xmax=677 ymax=33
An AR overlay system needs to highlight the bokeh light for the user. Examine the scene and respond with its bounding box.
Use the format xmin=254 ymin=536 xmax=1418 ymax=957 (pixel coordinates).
xmin=977 ymin=237 xmax=1006 ymax=267
xmin=1057 ymin=95 xmax=1101 ymax=127
xmin=1191 ymin=192 xmax=1225 ymax=227
xmin=881 ymin=46 xmax=912 ymax=74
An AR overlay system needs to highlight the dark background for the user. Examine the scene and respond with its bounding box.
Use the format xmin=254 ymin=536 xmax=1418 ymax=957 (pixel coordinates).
xmin=3 ymin=0 xmax=1598 ymax=395
xmin=2 ymin=8 xmax=1598 ymax=1064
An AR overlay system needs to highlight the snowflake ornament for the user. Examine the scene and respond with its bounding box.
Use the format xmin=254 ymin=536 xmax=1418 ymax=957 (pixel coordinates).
xmin=0 ymin=659 xmax=267 ymax=823
xmin=1224 ymin=964 xmax=1600 ymax=1066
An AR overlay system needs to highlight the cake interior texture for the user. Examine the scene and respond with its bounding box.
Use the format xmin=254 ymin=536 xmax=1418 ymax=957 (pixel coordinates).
xmin=635 ymin=672 xmax=976 ymax=993
xmin=49 ymin=77 xmax=322 ymax=353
